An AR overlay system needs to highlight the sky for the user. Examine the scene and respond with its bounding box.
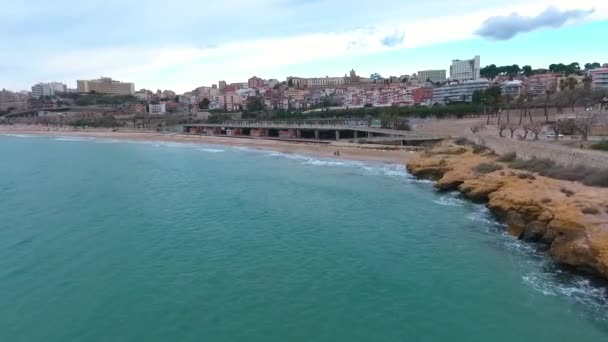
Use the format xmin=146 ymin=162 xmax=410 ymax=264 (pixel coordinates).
xmin=1 ymin=0 xmax=608 ymax=93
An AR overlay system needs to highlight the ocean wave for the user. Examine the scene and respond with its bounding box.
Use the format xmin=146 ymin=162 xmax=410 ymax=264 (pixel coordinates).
xmin=54 ymin=137 xmax=94 ymax=142
xmin=433 ymin=192 xmax=466 ymax=207
xmin=197 ymin=148 xmax=224 ymax=153
xmin=522 ymin=273 xmax=608 ymax=320
xmin=1 ymin=133 xmax=37 ymax=138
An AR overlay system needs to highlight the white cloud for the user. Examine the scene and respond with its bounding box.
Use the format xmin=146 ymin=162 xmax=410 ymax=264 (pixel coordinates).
xmin=4 ymin=0 xmax=608 ymax=92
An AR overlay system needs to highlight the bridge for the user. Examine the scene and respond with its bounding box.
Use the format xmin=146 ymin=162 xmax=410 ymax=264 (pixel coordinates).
xmin=3 ymin=107 xmax=72 ymax=118
xmin=182 ymin=121 xmax=444 ymax=144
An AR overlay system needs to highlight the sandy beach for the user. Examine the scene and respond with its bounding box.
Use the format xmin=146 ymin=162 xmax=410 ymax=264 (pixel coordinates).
xmin=0 ymin=125 xmax=419 ymax=164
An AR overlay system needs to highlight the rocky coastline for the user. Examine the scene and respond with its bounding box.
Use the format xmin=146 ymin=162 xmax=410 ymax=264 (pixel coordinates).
xmin=407 ymin=142 xmax=608 ymax=280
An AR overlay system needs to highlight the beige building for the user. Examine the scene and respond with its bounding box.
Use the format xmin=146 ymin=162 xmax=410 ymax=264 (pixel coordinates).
xmin=77 ymin=77 xmax=135 ymax=95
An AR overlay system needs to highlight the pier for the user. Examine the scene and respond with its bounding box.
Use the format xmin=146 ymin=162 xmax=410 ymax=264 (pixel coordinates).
xmin=182 ymin=121 xmax=444 ymax=145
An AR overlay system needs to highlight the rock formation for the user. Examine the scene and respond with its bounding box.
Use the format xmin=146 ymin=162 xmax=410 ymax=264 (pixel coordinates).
xmin=407 ymin=142 xmax=608 ymax=279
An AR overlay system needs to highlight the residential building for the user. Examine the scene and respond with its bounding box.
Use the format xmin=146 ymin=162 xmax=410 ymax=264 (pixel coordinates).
xmin=161 ymin=90 xmax=176 ymax=99
xmin=590 ymin=68 xmax=608 ymax=89
xmin=248 ymin=76 xmax=264 ymax=89
xmin=307 ymin=76 xmax=345 ymax=88
xmin=0 ymin=89 xmax=18 ymax=103
xmin=432 ymin=79 xmax=490 ymax=103
xmin=417 ymin=70 xmax=446 ymax=84
xmin=149 ymin=103 xmax=166 ymax=115
xmin=450 ymin=55 xmax=480 ymax=82
xmin=500 ymin=80 xmax=523 ymax=98
xmin=77 ymin=77 xmax=135 ymax=95
xmin=412 ymin=87 xmax=434 ymax=105
xmin=526 ymin=74 xmax=557 ymax=97
xmin=219 ymin=85 xmax=242 ymax=111
xmin=218 ymin=81 xmax=227 ymax=91
xmin=31 ymin=82 xmax=67 ymax=98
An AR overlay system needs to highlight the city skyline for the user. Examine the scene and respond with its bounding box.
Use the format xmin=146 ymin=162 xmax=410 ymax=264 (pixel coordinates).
xmin=2 ymin=0 xmax=608 ymax=93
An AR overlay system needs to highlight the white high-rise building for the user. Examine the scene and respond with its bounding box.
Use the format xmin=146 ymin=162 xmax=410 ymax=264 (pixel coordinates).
xmin=31 ymin=82 xmax=67 ymax=98
xmin=450 ymin=55 xmax=480 ymax=82
xmin=417 ymin=70 xmax=446 ymax=83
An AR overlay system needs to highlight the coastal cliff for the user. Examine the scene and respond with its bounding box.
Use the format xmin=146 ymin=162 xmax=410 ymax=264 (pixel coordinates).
xmin=407 ymin=143 xmax=608 ymax=279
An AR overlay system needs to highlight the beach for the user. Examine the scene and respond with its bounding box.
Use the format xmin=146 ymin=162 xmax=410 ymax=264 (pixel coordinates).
xmin=0 ymin=125 xmax=419 ymax=164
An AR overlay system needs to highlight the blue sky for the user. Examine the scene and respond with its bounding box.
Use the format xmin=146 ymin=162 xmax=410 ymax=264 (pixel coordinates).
xmin=1 ymin=0 xmax=607 ymax=93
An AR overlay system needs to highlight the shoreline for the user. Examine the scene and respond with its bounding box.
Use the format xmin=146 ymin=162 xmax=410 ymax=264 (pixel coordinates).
xmin=0 ymin=126 xmax=419 ymax=165
xmin=407 ymin=142 xmax=608 ymax=281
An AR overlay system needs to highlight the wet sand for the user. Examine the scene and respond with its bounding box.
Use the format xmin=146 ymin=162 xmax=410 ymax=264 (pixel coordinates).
xmin=0 ymin=125 xmax=419 ymax=164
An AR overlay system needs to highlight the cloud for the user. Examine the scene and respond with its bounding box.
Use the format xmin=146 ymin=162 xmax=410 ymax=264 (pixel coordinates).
xmin=475 ymin=6 xmax=595 ymax=40
xmin=380 ymin=31 xmax=405 ymax=47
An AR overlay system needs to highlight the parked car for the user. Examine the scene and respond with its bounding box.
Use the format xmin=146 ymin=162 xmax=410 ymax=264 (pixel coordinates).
xmin=545 ymin=132 xmax=564 ymax=139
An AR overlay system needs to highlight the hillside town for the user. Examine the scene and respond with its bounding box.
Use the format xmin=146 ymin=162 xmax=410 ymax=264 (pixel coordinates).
xmin=1 ymin=56 xmax=608 ymax=125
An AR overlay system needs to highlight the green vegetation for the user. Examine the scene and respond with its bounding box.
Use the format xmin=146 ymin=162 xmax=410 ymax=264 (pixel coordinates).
xmin=591 ymin=140 xmax=608 ymax=152
xmin=473 ymin=163 xmax=503 ymax=174
xmin=481 ymin=62 xmax=600 ymax=79
xmin=272 ymin=103 xmax=482 ymax=121
xmin=70 ymin=116 xmax=121 ymax=128
xmin=509 ymin=157 xmax=608 ymax=188
xmin=198 ymin=98 xmax=210 ymax=110
xmin=245 ymin=96 xmax=265 ymax=112
xmin=497 ymin=152 xmax=517 ymax=163
xmin=68 ymin=93 xmax=138 ymax=106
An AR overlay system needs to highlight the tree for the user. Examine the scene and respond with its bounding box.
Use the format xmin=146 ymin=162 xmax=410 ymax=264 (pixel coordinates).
xmin=370 ymin=73 xmax=382 ymax=83
xmin=522 ymin=65 xmax=533 ymax=77
xmin=470 ymin=124 xmax=485 ymax=134
xmin=287 ymin=79 xmax=293 ymax=87
xmin=245 ymin=96 xmax=265 ymax=112
xmin=199 ymin=98 xmax=210 ymax=110
xmin=522 ymin=124 xmax=531 ymax=140
xmin=508 ymin=125 xmax=518 ymax=138
xmin=544 ymin=89 xmax=554 ymax=123
xmin=498 ymin=123 xmax=507 ymax=137
xmin=565 ymin=76 xmax=578 ymax=90
xmin=559 ymin=78 xmax=567 ymax=92
xmin=529 ymin=122 xmax=544 ymax=140
xmin=174 ymin=95 xmax=180 ymax=102
xmin=584 ymin=62 xmax=601 ymax=70
xmin=504 ymin=94 xmax=513 ymax=124
xmin=574 ymin=114 xmax=600 ymax=141
xmin=480 ymin=64 xmax=499 ymax=79
xmin=551 ymin=119 xmax=574 ymax=141
xmin=583 ymin=75 xmax=592 ymax=90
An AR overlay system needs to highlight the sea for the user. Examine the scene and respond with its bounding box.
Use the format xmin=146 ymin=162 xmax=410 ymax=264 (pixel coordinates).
xmin=1 ymin=133 xmax=608 ymax=341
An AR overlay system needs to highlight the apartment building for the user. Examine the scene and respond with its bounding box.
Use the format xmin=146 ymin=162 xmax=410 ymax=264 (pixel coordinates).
xmin=248 ymin=76 xmax=265 ymax=89
xmin=149 ymin=103 xmax=166 ymax=115
xmin=591 ymin=68 xmax=608 ymax=89
xmin=31 ymin=82 xmax=67 ymax=98
xmin=417 ymin=70 xmax=446 ymax=83
xmin=450 ymin=55 xmax=480 ymax=82
xmin=525 ymin=74 xmax=557 ymax=97
xmin=432 ymin=79 xmax=490 ymax=103
xmin=77 ymin=77 xmax=135 ymax=95
xmin=500 ymin=80 xmax=523 ymax=98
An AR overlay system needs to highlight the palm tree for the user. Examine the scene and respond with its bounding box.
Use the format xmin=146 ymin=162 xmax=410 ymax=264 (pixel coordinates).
xmin=582 ymin=76 xmax=592 ymax=90
xmin=544 ymin=89 xmax=554 ymax=123
xmin=504 ymin=94 xmax=513 ymax=124
xmin=566 ymin=76 xmax=579 ymax=90
xmin=559 ymin=78 xmax=567 ymax=92
xmin=517 ymin=96 xmax=525 ymax=125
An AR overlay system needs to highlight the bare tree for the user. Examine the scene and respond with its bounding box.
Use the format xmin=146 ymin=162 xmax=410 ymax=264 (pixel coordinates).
xmin=550 ymin=119 xmax=574 ymax=141
xmin=573 ymin=114 xmax=600 ymax=141
xmin=508 ymin=125 xmax=518 ymax=139
xmin=530 ymin=122 xmax=544 ymax=140
xmin=470 ymin=124 xmax=485 ymax=134
xmin=498 ymin=123 xmax=507 ymax=138
xmin=522 ymin=124 xmax=530 ymax=140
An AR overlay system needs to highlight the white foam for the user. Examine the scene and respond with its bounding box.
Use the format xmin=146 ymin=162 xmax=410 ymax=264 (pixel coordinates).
xmin=433 ymin=192 xmax=466 ymax=207
xmin=1 ymin=133 xmax=37 ymax=138
xmin=54 ymin=137 xmax=93 ymax=142
xmin=197 ymin=148 xmax=224 ymax=153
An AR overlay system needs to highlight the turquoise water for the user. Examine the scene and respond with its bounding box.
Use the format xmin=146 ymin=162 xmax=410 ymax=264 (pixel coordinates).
xmin=1 ymin=134 xmax=608 ymax=341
